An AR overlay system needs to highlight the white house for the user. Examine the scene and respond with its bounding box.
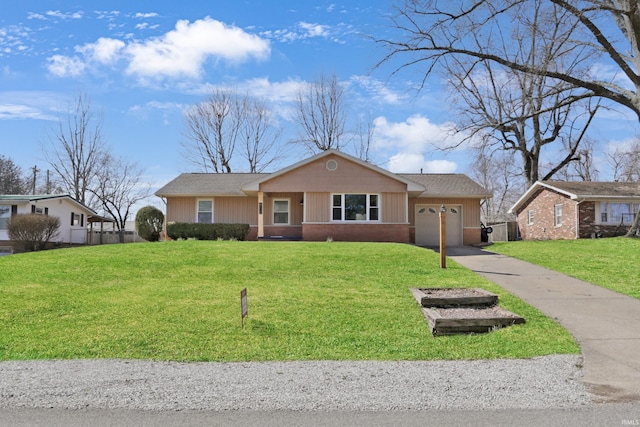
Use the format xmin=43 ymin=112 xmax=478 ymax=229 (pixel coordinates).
xmin=0 ymin=194 xmax=98 ymax=247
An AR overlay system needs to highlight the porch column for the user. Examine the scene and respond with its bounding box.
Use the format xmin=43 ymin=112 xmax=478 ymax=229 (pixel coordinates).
xmin=258 ymin=191 xmax=264 ymax=238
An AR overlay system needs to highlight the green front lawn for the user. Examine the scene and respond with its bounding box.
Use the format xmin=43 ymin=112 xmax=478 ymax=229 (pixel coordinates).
xmin=490 ymin=238 xmax=640 ymax=299
xmin=0 ymin=241 xmax=578 ymax=361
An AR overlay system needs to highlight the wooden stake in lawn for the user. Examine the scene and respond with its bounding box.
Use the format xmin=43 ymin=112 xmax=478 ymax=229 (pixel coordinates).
xmin=240 ymin=288 xmax=248 ymax=328
xmin=439 ymin=204 xmax=446 ymax=269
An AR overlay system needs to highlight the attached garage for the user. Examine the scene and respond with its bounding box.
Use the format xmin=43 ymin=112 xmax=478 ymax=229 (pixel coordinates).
xmin=415 ymin=204 xmax=463 ymax=247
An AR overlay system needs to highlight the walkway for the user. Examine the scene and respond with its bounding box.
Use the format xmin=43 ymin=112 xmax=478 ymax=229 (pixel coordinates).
xmin=448 ymin=246 xmax=640 ymax=402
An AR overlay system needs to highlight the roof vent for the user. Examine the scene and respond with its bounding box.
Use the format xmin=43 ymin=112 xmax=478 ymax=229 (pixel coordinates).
xmin=326 ymin=159 xmax=338 ymax=171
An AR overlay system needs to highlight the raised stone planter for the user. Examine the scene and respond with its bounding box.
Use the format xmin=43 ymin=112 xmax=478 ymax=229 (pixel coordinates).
xmin=410 ymin=287 xmax=497 ymax=307
xmin=409 ymin=287 xmax=525 ymax=336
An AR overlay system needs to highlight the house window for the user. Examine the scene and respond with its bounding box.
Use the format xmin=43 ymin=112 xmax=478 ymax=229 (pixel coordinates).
xmin=71 ymin=212 xmax=80 ymax=226
xmin=527 ymin=210 xmax=534 ymax=225
xmin=273 ymin=199 xmax=289 ymax=224
xmin=0 ymin=206 xmax=10 ymax=230
xmin=554 ymin=204 xmax=562 ymax=227
xmin=197 ymin=200 xmax=213 ymax=223
xmin=331 ymin=194 xmax=380 ymax=221
xmin=600 ymin=202 xmax=639 ymax=224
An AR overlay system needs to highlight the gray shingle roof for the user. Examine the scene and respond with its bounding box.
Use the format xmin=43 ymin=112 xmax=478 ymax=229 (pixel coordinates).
xmin=155 ymin=173 xmax=270 ymax=197
xmin=400 ymin=174 xmax=492 ymax=198
xmin=542 ymin=180 xmax=640 ymax=198
xmin=155 ymin=172 xmax=492 ymax=198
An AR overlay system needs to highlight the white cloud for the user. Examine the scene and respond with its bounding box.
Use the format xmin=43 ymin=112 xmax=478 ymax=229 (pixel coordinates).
xmin=387 ymin=153 xmax=457 ymax=173
xmin=45 ymin=10 xmax=83 ymax=20
xmin=350 ymin=75 xmax=406 ymax=105
xmin=45 ymin=17 xmax=270 ymax=81
xmin=76 ymin=37 xmax=125 ymax=64
xmin=125 ymin=17 xmax=270 ymax=79
xmin=262 ymin=21 xmax=332 ymax=43
xmin=373 ymin=114 xmax=462 ymax=151
xmin=298 ymin=22 xmax=329 ymax=38
xmin=374 ymin=114 xmax=464 ymax=174
xmin=0 ymin=91 xmax=63 ymax=121
xmin=135 ymin=13 xmax=159 ymax=19
xmin=46 ymin=54 xmax=85 ymax=77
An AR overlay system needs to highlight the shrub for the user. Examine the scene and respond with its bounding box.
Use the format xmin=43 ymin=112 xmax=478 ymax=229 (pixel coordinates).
xmin=8 ymin=214 xmax=61 ymax=252
xmin=135 ymin=206 xmax=165 ymax=242
xmin=166 ymin=222 xmax=250 ymax=241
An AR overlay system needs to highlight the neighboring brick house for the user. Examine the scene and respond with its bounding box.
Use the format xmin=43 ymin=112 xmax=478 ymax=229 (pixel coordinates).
xmin=509 ymin=181 xmax=640 ymax=240
xmin=156 ymin=149 xmax=492 ymax=246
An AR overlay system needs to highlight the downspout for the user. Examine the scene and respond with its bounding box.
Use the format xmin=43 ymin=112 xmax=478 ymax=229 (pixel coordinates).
xmin=575 ymin=199 xmax=584 ymax=239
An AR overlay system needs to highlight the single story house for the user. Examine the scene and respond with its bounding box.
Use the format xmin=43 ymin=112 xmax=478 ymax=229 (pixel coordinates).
xmin=0 ymin=194 xmax=98 ymax=248
xmin=509 ymin=180 xmax=640 ymax=239
xmin=156 ymin=150 xmax=492 ymax=246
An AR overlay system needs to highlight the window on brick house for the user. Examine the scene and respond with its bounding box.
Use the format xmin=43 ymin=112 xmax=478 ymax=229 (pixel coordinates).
xmin=600 ymin=202 xmax=639 ymax=225
xmin=527 ymin=210 xmax=534 ymax=225
xmin=554 ymin=204 xmax=562 ymax=227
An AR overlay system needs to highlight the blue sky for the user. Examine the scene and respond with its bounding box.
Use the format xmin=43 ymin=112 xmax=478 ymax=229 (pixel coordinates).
xmin=1 ymin=1 xmax=638 ymax=206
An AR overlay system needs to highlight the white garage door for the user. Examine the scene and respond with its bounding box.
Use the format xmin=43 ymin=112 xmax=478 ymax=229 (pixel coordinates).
xmin=415 ymin=205 xmax=462 ymax=247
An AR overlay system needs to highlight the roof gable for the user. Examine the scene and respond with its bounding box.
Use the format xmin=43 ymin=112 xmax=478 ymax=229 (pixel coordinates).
xmin=242 ymin=150 xmax=424 ymax=193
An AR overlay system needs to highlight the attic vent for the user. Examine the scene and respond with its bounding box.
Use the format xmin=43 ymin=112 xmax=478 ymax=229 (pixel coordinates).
xmin=326 ymin=159 xmax=338 ymax=171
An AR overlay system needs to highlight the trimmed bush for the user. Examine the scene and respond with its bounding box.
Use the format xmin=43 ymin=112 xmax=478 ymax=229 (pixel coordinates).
xmin=166 ymin=222 xmax=250 ymax=241
xmin=135 ymin=206 xmax=165 ymax=242
xmin=8 ymin=214 xmax=61 ymax=252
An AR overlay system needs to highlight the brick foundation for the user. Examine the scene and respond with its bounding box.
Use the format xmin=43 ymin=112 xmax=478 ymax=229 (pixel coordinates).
xmin=302 ymin=223 xmax=410 ymax=242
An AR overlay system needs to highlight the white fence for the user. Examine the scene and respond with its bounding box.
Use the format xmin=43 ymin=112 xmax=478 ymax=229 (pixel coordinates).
xmin=87 ymin=230 xmax=146 ymax=245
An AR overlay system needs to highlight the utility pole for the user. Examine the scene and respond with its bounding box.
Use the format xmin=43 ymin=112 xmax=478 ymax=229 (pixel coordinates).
xmin=31 ymin=165 xmax=39 ymax=195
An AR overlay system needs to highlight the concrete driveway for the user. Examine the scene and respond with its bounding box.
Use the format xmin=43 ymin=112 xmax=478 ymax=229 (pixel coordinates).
xmin=448 ymin=246 xmax=640 ymax=402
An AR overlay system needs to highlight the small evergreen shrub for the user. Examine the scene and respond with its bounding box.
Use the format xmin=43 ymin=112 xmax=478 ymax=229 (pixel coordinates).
xmin=135 ymin=206 xmax=165 ymax=242
xmin=166 ymin=222 xmax=250 ymax=241
xmin=8 ymin=214 xmax=61 ymax=252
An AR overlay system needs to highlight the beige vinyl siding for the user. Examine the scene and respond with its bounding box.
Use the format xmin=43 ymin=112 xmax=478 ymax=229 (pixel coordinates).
xmin=166 ymin=197 xmax=196 ymax=222
xmin=381 ymin=192 xmax=406 ymax=223
xmin=214 ymin=197 xmax=258 ymax=224
xmin=260 ymin=154 xmax=407 ymax=193
xmin=305 ymin=192 xmax=329 ymax=223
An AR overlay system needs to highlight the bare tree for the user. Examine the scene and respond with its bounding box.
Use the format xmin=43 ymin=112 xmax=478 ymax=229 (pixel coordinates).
xmin=92 ymin=156 xmax=150 ymax=242
xmin=378 ymin=0 xmax=640 ymax=235
xmin=183 ymin=89 xmax=281 ymax=173
xmin=430 ymin=1 xmax=599 ymax=186
xmin=0 ymin=155 xmax=29 ymax=194
xmin=379 ymin=0 xmax=640 ymax=117
xmin=182 ymin=89 xmax=243 ymax=173
xmin=352 ymin=113 xmax=375 ymax=162
xmin=468 ymin=147 xmax=523 ymax=222
xmin=242 ymin=98 xmax=282 ymax=173
xmin=43 ymin=94 xmax=107 ymax=209
xmin=607 ymin=138 xmax=640 ymax=182
xmin=293 ymin=73 xmax=346 ymax=152
xmin=556 ymin=137 xmax=600 ymax=181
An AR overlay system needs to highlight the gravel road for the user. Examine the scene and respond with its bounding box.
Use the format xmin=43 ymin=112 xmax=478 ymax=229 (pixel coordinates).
xmin=0 ymin=355 xmax=594 ymax=411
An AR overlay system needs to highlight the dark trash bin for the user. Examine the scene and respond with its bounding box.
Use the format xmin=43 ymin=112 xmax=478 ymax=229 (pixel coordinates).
xmin=481 ymin=223 xmax=493 ymax=243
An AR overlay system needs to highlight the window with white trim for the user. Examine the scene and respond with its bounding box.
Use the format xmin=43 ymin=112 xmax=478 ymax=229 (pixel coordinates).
xmin=331 ymin=194 xmax=380 ymax=221
xmin=273 ymin=199 xmax=289 ymax=224
xmin=197 ymin=200 xmax=213 ymax=223
xmin=554 ymin=204 xmax=562 ymax=227
xmin=0 ymin=206 xmax=11 ymax=230
xmin=600 ymin=202 xmax=639 ymax=225
xmin=527 ymin=209 xmax=534 ymax=225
